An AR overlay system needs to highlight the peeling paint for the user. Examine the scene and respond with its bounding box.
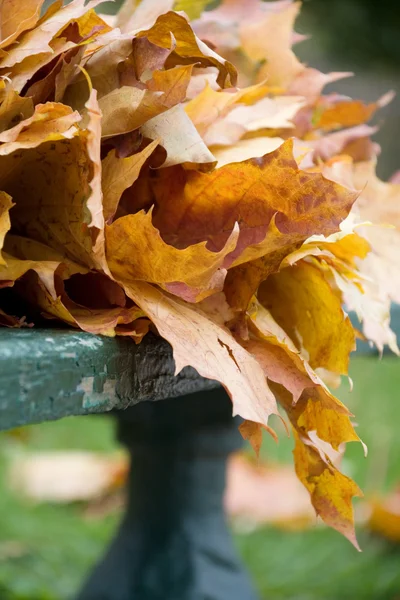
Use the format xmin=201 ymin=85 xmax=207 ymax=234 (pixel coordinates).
xmin=77 ymin=376 xmax=118 ymax=410
xmin=78 ymin=338 xmax=103 ymax=349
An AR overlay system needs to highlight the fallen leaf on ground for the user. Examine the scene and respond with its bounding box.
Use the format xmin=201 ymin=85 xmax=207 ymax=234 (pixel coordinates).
xmin=10 ymin=451 xmax=128 ymax=502
xmin=225 ymin=453 xmax=315 ymax=528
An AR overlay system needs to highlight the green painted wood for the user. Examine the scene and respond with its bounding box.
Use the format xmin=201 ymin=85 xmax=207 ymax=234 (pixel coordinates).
xmin=0 ymin=329 xmax=218 ymax=432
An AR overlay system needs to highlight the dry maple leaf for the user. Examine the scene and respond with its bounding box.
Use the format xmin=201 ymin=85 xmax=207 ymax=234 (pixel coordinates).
xmin=0 ymin=0 xmax=398 ymax=548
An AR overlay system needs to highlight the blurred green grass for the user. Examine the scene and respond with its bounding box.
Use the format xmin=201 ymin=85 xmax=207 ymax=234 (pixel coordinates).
xmin=0 ymin=356 xmax=399 ymax=599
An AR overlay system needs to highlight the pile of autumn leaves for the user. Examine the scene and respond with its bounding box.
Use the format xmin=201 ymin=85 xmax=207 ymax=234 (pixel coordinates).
xmin=1 ymin=0 xmax=400 ymax=547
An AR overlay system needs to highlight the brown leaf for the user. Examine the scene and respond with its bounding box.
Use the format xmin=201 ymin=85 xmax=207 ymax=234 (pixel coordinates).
xmin=152 ymin=139 xmax=357 ymax=253
xmin=239 ymin=419 xmax=277 ymax=456
xmin=1 ymin=236 xmax=146 ymax=335
xmin=122 ymin=280 xmax=279 ymax=426
xmin=54 ymin=46 xmax=86 ymax=102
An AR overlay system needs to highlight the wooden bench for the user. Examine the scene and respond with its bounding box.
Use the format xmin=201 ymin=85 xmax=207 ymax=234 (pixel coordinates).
xmin=0 ymin=329 xmax=258 ymax=600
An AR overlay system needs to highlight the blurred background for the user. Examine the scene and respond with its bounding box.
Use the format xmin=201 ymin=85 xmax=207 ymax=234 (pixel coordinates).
xmin=1 ymin=1 xmax=400 ymax=599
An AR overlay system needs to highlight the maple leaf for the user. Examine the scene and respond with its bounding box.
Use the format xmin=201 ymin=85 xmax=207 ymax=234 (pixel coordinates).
xmin=315 ymin=92 xmax=394 ymax=132
xmin=258 ymin=261 xmax=355 ymax=374
xmin=141 ymin=104 xmax=216 ymax=168
xmin=293 ymin=431 xmax=362 ymax=549
xmin=0 ymin=0 xmax=44 ymax=49
xmin=0 ymin=191 xmax=13 ymax=265
xmin=106 ymin=209 xmax=239 ymax=302
xmin=122 ymin=280 xmax=279 ymax=426
xmin=0 ymin=2 xmax=111 ymax=95
xmin=137 ymin=11 xmax=237 ymax=88
xmin=1 ymin=235 xmax=146 ymax=337
xmin=102 ymin=139 xmax=160 ymax=223
xmin=0 ymin=85 xmax=34 ymax=134
xmin=152 ymin=139 xmax=357 ymax=253
xmin=0 ymin=0 xmax=398 ymax=547
xmin=184 ymin=81 xmax=270 ymax=141
xmin=0 ymin=119 xmax=96 ymax=270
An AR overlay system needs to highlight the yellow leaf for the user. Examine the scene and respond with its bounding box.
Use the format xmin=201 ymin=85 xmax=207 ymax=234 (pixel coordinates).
xmin=0 ymin=191 xmax=13 ymax=265
xmin=242 ymin=327 xmax=362 ymax=452
xmin=2 ymin=2 xmax=111 ymax=93
xmin=106 ymin=209 xmax=238 ymax=302
xmin=184 ymin=81 xmax=270 ymax=140
xmin=316 ymin=93 xmax=394 ymax=132
xmin=293 ymin=431 xmax=362 ymax=549
xmin=293 ymin=393 xmax=361 ymax=451
xmin=0 ymin=102 xmax=81 ymax=150
xmin=173 ymin=0 xmax=213 ymax=20
xmin=147 ymin=63 xmax=194 ymax=105
xmin=102 ymin=140 xmax=159 ymax=223
xmin=0 ymin=85 xmax=34 ymax=134
xmin=137 ymin=11 xmax=237 ymax=88
xmin=0 ymin=0 xmax=108 ymax=68
xmin=258 ymin=261 xmax=355 ymax=374
xmin=368 ymin=493 xmax=400 ymax=543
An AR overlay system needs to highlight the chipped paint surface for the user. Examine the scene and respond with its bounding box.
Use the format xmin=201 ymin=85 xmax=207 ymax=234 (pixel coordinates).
xmin=77 ymin=376 xmax=118 ymax=409
xmin=0 ymin=328 xmax=219 ymax=431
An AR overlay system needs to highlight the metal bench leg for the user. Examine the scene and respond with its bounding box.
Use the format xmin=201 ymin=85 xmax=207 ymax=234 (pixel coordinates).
xmin=76 ymin=388 xmax=257 ymax=600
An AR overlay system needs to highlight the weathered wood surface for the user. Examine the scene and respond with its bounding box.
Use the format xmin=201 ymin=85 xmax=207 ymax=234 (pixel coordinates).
xmin=0 ymin=329 xmax=218 ymax=431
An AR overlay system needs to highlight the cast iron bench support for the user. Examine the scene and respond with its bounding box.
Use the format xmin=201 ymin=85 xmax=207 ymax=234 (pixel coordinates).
xmin=0 ymin=329 xmax=256 ymax=600
xmin=78 ymin=391 xmax=257 ymax=600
